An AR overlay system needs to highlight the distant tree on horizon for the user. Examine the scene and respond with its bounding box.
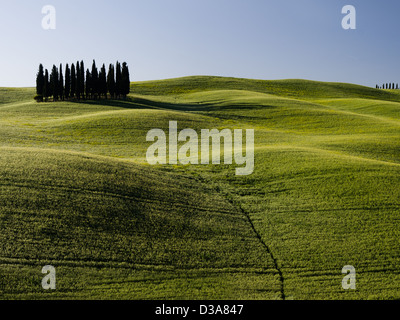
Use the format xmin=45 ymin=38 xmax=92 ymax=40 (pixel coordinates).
xmin=115 ymin=62 xmax=121 ymax=99
xmin=91 ymin=60 xmax=99 ymax=99
xmin=99 ymin=64 xmax=107 ymax=99
xmin=85 ymin=69 xmax=92 ymax=100
xmin=36 ymin=64 xmax=45 ymax=101
xmin=80 ymin=61 xmax=85 ymax=99
xmin=75 ymin=61 xmax=81 ymax=100
xmin=71 ymin=63 xmax=76 ymax=99
xmin=59 ymin=64 xmax=64 ymax=101
xmin=43 ymin=69 xmax=49 ymax=102
xmin=107 ymin=64 xmax=116 ymax=99
xmin=122 ymin=62 xmax=130 ymax=99
xmin=50 ymin=65 xmax=59 ymax=101
xmin=65 ymin=64 xmax=71 ymax=100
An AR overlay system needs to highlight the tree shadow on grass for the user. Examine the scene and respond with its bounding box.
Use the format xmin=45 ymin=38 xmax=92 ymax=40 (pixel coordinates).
xmin=128 ymin=96 xmax=215 ymax=112
xmin=68 ymin=97 xmax=158 ymax=110
xmin=130 ymin=96 xmax=277 ymax=112
xmin=69 ymin=96 xmax=276 ymax=113
xmin=69 ymin=96 xmax=210 ymax=111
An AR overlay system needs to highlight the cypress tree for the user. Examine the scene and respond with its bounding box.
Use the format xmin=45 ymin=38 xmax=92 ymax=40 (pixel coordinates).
xmin=71 ymin=63 xmax=76 ymax=99
xmin=65 ymin=64 xmax=71 ymax=100
xmin=121 ymin=62 xmax=130 ymax=99
xmin=36 ymin=64 xmax=45 ymax=100
xmin=43 ymin=69 xmax=49 ymax=102
xmin=99 ymin=64 xmax=107 ymax=99
xmin=50 ymin=65 xmax=59 ymax=101
xmin=59 ymin=64 xmax=64 ymax=101
xmin=97 ymin=65 xmax=102 ymax=98
xmin=47 ymin=69 xmax=53 ymax=98
xmin=85 ymin=69 xmax=92 ymax=100
xmin=80 ymin=61 xmax=85 ymax=99
xmin=115 ymin=61 xmax=122 ymax=99
xmin=76 ymin=62 xmax=81 ymax=100
xmin=91 ymin=60 xmax=99 ymax=99
xmin=107 ymin=64 xmax=115 ymax=99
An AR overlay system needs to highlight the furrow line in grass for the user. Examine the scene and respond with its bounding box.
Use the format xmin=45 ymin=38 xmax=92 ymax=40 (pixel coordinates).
xmin=224 ymin=197 xmax=286 ymax=300
xmin=254 ymin=144 xmax=400 ymax=167
xmin=0 ymin=256 xmax=277 ymax=275
xmin=0 ymin=101 xmax=33 ymax=109
xmin=188 ymin=173 xmax=286 ymax=300
xmin=308 ymin=100 xmax=400 ymax=125
xmin=0 ymin=181 xmax=238 ymax=216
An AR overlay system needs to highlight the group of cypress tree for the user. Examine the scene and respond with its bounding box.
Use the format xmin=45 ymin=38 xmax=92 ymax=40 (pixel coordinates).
xmin=376 ymin=83 xmax=399 ymax=90
xmin=35 ymin=60 xmax=130 ymax=102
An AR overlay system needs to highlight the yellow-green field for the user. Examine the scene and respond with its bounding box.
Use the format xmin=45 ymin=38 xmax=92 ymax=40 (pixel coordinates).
xmin=0 ymin=76 xmax=399 ymax=299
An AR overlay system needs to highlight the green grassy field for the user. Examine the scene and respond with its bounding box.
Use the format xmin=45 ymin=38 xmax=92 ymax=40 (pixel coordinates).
xmin=0 ymin=76 xmax=399 ymax=300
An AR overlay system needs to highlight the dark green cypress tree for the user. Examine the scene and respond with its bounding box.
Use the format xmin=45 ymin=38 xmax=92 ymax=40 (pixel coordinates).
xmin=100 ymin=64 xmax=107 ymax=99
xmin=91 ymin=60 xmax=99 ymax=99
xmin=107 ymin=64 xmax=115 ymax=99
xmin=76 ymin=62 xmax=81 ymax=100
xmin=80 ymin=61 xmax=85 ymax=99
xmin=98 ymin=67 xmax=103 ymax=99
xmin=43 ymin=69 xmax=49 ymax=102
xmin=59 ymin=64 xmax=64 ymax=101
xmin=85 ymin=69 xmax=92 ymax=100
xmin=115 ymin=61 xmax=122 ymax=99
xmin=71 ymin=63 xmax=76 ymax=99
xmin=50 ymin=65 xmax=59 ymax=101
xmin=65 ymin=64 xmax=71 ymax=100
xmin=121 ymin=62 xmax=130 ymax=99
xmin=47 ymin=69 xmax=53 ymax=98
xmin=36 ymin=64 xmax=45 ymax=101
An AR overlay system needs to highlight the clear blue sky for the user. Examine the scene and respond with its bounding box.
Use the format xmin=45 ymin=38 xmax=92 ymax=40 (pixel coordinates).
xmin=0 ymin=0 xmax=399 ymax=87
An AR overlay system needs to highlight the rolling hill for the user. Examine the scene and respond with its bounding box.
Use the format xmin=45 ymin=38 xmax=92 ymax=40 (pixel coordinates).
xmin=0 ymin=76 xmax=399 ymax=299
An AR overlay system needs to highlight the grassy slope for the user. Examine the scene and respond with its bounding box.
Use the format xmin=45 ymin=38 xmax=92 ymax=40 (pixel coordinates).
xmin=0 ymin=76 xmax=399 ymax=299
xmin=0 ymin=88 xmax=35 ymax=105
xmin=131 ymin=75 xmax=400 ymax=101
xmin=0 ymin=148 xmax=278 ymax=299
